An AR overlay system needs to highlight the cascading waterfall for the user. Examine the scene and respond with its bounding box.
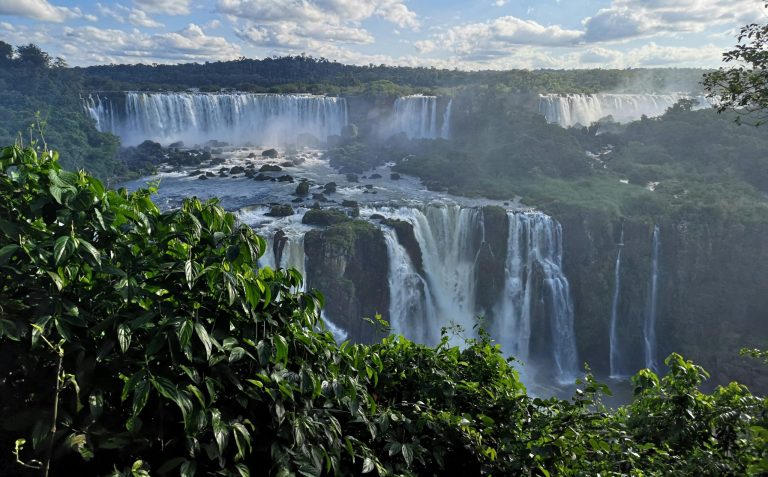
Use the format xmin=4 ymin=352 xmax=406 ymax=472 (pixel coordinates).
xmin=609 ymin=224 xmax=625 ymax=379
xmin=381 ymin=227 xmax=437 ymax=344
xmin=372 ymin=205 xmax=482 ymax=344
xmin=389 ymin=95 xmax=452 ymax=139
xmin=86 ymin=92 xmax=348 ymax=146
xmin=83 ymin=94 xmax=118 ymax=134
xmin=368 ymin=205 xmax=578 ymax=382
xmin=644 ymin=225 xmax=661 ymax=372
xmin=494 ymin=212 xmax=579 ymax=383
xmin=539 ymin=93 xmax=711 ymax=128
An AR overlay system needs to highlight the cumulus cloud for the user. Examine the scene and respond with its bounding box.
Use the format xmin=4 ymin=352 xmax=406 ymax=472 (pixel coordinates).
xmin=218 ymin=0 xmax=419 ymax=51
xmin=97 ymin=3 xmax=163 ymax=28
xmin=0 ymin=0 xmax=84 ymax=22
xmin=56 ymin=23 xmax=241 ymax=64
xmin=133 ymin=0 xmax=191 ymax=16
xmin=583 ymin=0 xmax=766 ymax=43
xmin=433 ymin=16 xmax=582 ymax=60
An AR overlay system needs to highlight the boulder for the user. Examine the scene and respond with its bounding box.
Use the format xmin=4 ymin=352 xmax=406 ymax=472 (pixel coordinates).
xmin=262 ymin=148 xmax=279 ymax=158
xmin=266 ymin=204 xmax=294 ymax=217
xmin=324 ymin=182 xmax=337 ymax=194
xmin=295 ymin=181 xmax=310 ymax=196
xmin=259 ymin=164 xmax=282 ymax=172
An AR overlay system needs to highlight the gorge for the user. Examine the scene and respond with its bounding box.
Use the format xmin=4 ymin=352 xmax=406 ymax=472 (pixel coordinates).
xmin=108 ymin=90 xmax=768 ymax=394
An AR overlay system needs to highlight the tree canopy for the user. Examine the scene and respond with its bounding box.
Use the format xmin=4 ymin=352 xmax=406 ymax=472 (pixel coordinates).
xmin=703 ymin=2 xmax=768 ymax=125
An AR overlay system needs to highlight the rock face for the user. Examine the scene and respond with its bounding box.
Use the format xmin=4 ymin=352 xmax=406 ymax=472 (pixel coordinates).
xmin=475 ymin=206 xmax=509 ymax=321
xmin=381 ymin=218 xmax=423 ymax=275
xmin=305 ymin=221 xmax=389 ymax=343
xmin=558 ymin=209 xmax=768 ymax=393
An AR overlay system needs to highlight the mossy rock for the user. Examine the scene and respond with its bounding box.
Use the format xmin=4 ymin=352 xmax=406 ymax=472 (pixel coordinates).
xmin=262 ymin=148 xmax=279 ymax=158
xmin=266 ymin=204 xmax=294 ymax=217
xmin=302 ymin=208 xmax=350 ymax=226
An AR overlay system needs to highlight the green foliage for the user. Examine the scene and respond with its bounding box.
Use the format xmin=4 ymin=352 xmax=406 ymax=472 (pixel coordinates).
xmin=704 ymin=2 xmax=768 ymax=125
xmin=0 ymin=145 xmax=765 ymax=476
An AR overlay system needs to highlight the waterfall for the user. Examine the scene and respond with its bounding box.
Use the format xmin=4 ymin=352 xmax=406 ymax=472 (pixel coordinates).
xmin=495 ymin=212 xmax=579 ymax=383
xmin=609 ymin=224 xmax=624 ymax=379
xmin=381 ymin=226 xmax=437 ymax=343
xmin=87 ymin=92 xmax=348 ymax=146
xmin=644 ymin=225 xmax=660 ymax=372
xmin=539 ymin=93 xmax=711 ymax=128
xmin=389 ymin=95 xmax=452 ymax=139
xmin=83 ymin=94 xmax=118 ymax=133
xmin=373 ymin=205 xmax=482 ymax=343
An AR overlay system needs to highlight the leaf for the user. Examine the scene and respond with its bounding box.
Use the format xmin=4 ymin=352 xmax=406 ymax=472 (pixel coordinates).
xmin=273 ymin=335 xmax=289 ymax=363
xmin=157 ymin=457 xmax=186 ymax=474
xmin=78 ymin=239 xmax=101 ymax=266
xmin=0 ymin=244 xmax=19 ymax=265
xmin=194 ymin=322 xmax=212 ymax=359
xmin=180 ymin=460 xmax=197 ymax=477
xmin=130 ymin=376 xmax=150 ymax=418
xmin=53 ymin=235 xmax=76 ymax=265
xmin=211 ymin=409 xmax=228 ymax=456
xmin=117 ymin=324 xmax=131 ymax=353
xmin=362 ymin=457 xmax=375 ymax=474
xmin=401 ymin=444 xmax=413 ymax=467
xmin=178 ymin=320 xmax=194 ymax=350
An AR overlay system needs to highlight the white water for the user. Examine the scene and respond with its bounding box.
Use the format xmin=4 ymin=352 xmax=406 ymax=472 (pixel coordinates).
xmin=609 ymin=224 xmax=624 ymax=379
xmin=369 ymin=205 xmax=481 ymax=344
xmin=494 ymin=212 xmax=579 ymax=383
xmin=83 ymin=94 xmax=118 ymax=134
xmin=388 ymin=95 xmax=452 ymax=139
xmin=87 ymin=92 xmax=348 ymax=146
xmin=539 ymin=93 xmax=711 ymax=128
xmin=369 ymin=206 xmax=578 ymax=382
xmin=644 ymin=225 xmax=660 ymax=372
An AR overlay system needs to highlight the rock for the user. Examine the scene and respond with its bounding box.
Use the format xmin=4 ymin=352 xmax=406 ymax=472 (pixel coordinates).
xmin=341 ymin=200 xmax=359 ymax=208
xmin=364 ymin=184 xmax=374 ymax=189
xmin=382 ymin=218 xmax=423 ymax=274
xmin=247 ymin=152 xmax=256 ymax=158
xmin=210 ymin=157 xmax=226 ymax=165
xmin=341 ymin=123 xmax=358 ymax=139
xmin=188 ymin=169 xmax=203 ymax=176
xmin=311 ymin=201 xmax=321 ymax=209
xmin=327 ymin=135 xmax=342 ymax=148
xmin=205 ymin=171 xmax=215 ymax=177
xmin=369 ymin=173 xmax=382 ymax=179
xmin=296 ymin=133 xmax=320 ymax=147
xmin=254 ymin=173 xmax=270 ymax=181
xmin=280 ymin=161 xmax=294 ymax=168
xmin=262 ymin=148 xmax=279 ymax=158
xmin=266 ymin=204 xmax=294 ymax=217
xmin=390 ymin=173 xmax=401 ymax=180
xmin=198 ymin=174 xmax=208 ymax=180
xmin=229 ymin=166 xmax=245 ymax=174
xmin=370 ymin=214 xmax=385 ymax=220
xmin=346 ymin=173 xmax=359 ymax=183
xmin=295 ymin=181 xmax=310 ymax=196
xmin=291 ymin=197 xmax=304 ymax=203
xmin=304 ymin=220 xmax=389 ymax=342
xmin=312 ymin=193 xmax=329 ymax=202
xmin=259 ymin=164 xmax=282 ymax=172
xmin=273 ymin=230 xmax=288 ymax=265
xmin=277 ymin=175 xmax=294 ymax=182
xmin=244 ymin=170 xmax=255 ymax=178
xmin=302 ymin=208 xmax=350 ymax=226
xmin=169 ymin=141 xmax=185 ymax=149
xmin=324 ymin=182 xmax=337 ymax=194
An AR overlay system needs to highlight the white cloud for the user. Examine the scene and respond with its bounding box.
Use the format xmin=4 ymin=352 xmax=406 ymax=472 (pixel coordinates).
xmin=433 ymin=16 xmax=582 ymax=60
xmin=128 ymin=9 xmax=163 ymax=28
xmin=414 ymin=39 xmax=435 ymax=53
xmin=0 ymin=0 xmax=83 ymax=22
xmin=133 ymin=0 xmax=191 ymax=16
xmin=97 ymin=3 xmax=163 ymax=28
xmin=56 ymin=23 xmax=241 ymax=64
xmin=583 ymin=0 xmax=766 ymax=43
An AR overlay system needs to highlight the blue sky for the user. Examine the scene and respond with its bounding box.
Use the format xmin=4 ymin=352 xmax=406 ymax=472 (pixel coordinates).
xmin=0 ymin=0 xmax=765 ymax=69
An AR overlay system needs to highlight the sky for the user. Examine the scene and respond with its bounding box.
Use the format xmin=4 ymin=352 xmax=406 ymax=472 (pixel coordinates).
xmin=0 ymin=0 xmax=765 ymax=69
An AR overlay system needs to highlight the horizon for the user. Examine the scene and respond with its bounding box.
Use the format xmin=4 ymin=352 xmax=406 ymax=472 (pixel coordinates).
xmin=0 ymin=0 xmax=765 ymax=70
